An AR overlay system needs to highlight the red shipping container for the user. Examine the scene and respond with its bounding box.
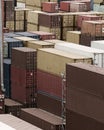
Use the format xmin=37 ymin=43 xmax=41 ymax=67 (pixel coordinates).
xmin=77 ymin=15 xmax=102 ymax=29
xmin=70 ymin=2 xmax=87 ymax=12
xmin=60 ymin=1 xmax=72 ymax=12
xmin=11 ymin=65 xmax=37 ymax=106
xmin=42 ymin=2 xmax=58 ymax=13
xmin=30 ymin=31 xmax=56 ymax=40
xmin=37 ymin=69 xmax=62 ymax=98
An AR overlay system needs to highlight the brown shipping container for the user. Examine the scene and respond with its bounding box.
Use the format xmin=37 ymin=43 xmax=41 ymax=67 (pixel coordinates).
xmin=66 ymin=87 xmax=104 ymax=123
xmin=42 ymin=2 xmax=58 ymax=13
xmin=66 ymin=62 xmax=104 ymax=99
xmin=77 ymin=15 xmax=102 ymax=29
xmin=66 ymin=109 xmax=104 ymax=130
xmin=37 ymin=69 xmax=62 ymax=98
xmin=81 ymin=20 xmax=104 ymax=36
xmin=20 ymin=108 xmax=62 ymax=130
xmin=30 ymin=31 xmax=56 ymax=40
xmin=38 ymin=12 xmax=61 ymax=27
xmin=11 ymin=47 xmax=37 ymax=70
xmin=4 ymin=98 xmax=23 ymax=117
xmin=37 ymin=48 xmax=92 ymax=76
xmin=11 ymin=65 xmax=37 ymax=107
xmin=37 ymin=91 xmax=62 ymax=116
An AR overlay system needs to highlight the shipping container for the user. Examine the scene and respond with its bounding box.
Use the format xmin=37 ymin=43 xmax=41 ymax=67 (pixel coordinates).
xmin=66 ymin=86 xmax=104 ymax=123
xmin=3 ymin=37 xmax=24 ymax=58
xmin=60 ymin=1 xmax=71 ymax=12
xmin=70 ymin=2 xmax=87 ymax=12
xmin=11 ymin=47 xmax=37 ymax=70
xmin=30 ymin=31 xmax=56 ymax=40
xmin=81 ymin=20 xmax=104 ymax=36
xmin=66 ymin=31 xmax=81 ymax=44
xmin=66 ymin=109 xmax=104 ymax=130
xmin=77 ymin=14 xmax=102 ymax=29
xmin=38 ymin=12 xmax=61 ymax=27
xmin=20 ymin=108 xmax=62 ymax=130
xmin=14 ymin=36 xmax=37 ymax=46
xmin=37 ymin=69 xmax=62 ymax=98
xmin=0 ymin=114 xmax=42 ymax=130
xmin=42 ymin=2 xmax=58 ymax=13
xmin=37 ymin=48 xmax=92 ymax=76
xmin=37 ymin=91 xmax=62 ymax=116
xmin=15 ymin=31 xmax=40 ymax=39
xmin=55 ymin=42 xmax=104 ymax=67
xmin=4 ymin=32 xmax=20 ymax=38
xmin=66 ymin=62 xmax=104 ymax=100
xmin=39 ymin=26 xmax=61 ymax=39
xmin=4 ymin=98 xmax=23 ymax=117
xmin=27 ymin=40 xmax=54 ymax=50
xmin=91 ymin=40 xmax=104 ymax=50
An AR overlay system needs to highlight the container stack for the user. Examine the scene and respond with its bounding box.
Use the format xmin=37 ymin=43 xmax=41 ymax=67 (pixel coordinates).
xmin=11 ymin=47 xmax=37 ymax=107
xmin=37 ymin=48 xmax=92 ymax=116
xmin=66 ymin=62 xmax=104 ymax=130
xmin=3 ymin=37 xmax=24 ymax=58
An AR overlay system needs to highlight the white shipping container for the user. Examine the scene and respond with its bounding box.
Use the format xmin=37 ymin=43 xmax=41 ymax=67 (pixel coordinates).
xmin=54 ymin=42 xmax=104 ymax=67
xmin=91 ymin=40 xmax=104 ymax=50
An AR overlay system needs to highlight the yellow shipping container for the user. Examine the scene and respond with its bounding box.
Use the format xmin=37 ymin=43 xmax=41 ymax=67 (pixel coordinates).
xmin=37 ymin=48 xmax=92 ymax=76
xmin=27 ymin=40 xmax=54 ymax=49
xmin=66 ymin=31 xmax=81 ymax=44
xmin=27 ymin=23 xmax=39 ymax=31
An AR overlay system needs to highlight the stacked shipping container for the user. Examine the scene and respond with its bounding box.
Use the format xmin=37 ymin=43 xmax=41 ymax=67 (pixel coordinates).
xmin=37 ymin=48 xmax=92 ymax=116
xmin=11 ymin=47 xmax=37 ymax=107
xmin=66 ymin=62 xmax=104 ymax=130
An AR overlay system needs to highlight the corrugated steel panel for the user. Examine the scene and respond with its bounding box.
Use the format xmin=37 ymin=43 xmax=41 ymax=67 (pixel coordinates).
xmin=38 ymin=12 xmax=61 ymax=27
xmin=66 ymin=62 xmax=104 ymax=99
xmin=66 ymin=86 xmax=104 ymax=123
xmin=11 ymin=65 xmax=37 ymax=107
xmin=37 ymin=69 xmax=62 ymax=98
xmin=37 ymin=91 xmax=62 ymax=116
xmin=66 ymin=109 xmax=104 ymax=130
xmin=11 ymin=47 xmax=37 ymax=70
